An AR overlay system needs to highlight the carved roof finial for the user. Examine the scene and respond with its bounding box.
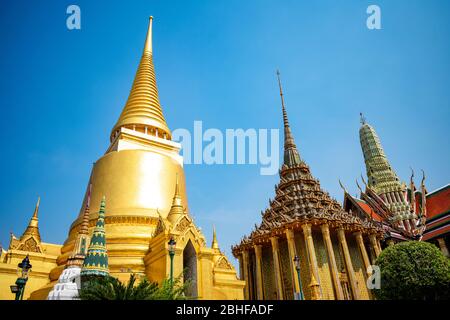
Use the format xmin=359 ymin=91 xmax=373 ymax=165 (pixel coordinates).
xmin=276 ymin=70 xmax=301 ymax=166
xmin=360 ymin=112 xmax=366 ymax=125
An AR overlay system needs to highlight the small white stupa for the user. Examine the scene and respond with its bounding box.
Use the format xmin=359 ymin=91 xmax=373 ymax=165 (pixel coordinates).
xmin=47 ymin=266 xmax=82 ymax=300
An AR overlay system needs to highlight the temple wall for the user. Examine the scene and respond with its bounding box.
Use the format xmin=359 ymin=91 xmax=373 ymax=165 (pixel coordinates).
xmin=0 ymin=247 xmax=60 ymax=300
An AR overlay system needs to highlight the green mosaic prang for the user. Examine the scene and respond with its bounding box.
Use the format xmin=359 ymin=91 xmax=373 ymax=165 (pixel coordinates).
xmin=81 ymin=196 xmax=109 ymax=277
xmin=359 ymin=123 xmax=404 ymax=195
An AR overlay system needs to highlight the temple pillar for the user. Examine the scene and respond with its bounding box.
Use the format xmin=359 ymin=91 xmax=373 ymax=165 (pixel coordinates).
xmin=302 ymin=223 xmax=321 ymax=300
xmin=285 ymin=229 xmax=301 ymax=298
xmin=369 ymin=234 xmax=381 ymax=257
xmin=253 ymin=244 xmax=264 ymax=300
xmin=437 ymin=238 xmax=449 ymax=257
xmin=242 ymin=250 xmax=250 ymax=300
xmin=337 ymin=227 xmax=360 ymax=300
xmin=321 ymin=224 xmax=344 ymax=300
xmin=377 ymin=238 xmax=382 ymax=253
xmin=270 ymin=236 xmax=284 ymax=300
xmin=354 ymin=231 xmax=371 ymax=274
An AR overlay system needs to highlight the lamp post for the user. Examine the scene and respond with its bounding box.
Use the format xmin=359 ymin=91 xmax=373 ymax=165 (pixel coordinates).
xmin=293 ymin=255 xmax=304 ymax=300
xmin=168 ymin=238 xmax=176 ymax=286
xmin=10 ymin=255 xmax=32 ymax=300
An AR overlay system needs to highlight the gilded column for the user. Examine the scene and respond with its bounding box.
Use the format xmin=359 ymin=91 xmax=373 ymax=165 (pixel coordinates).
xmin=437 ymin=238 xmax=449 ymax=257
xmin=369 ymin=234 xmax=381 ymax=257
xmin=237 ymin=254 xmax=244 ymax=280
xmin=285 ymin=229 xmax=301 ymax=295
xmin=302 ymin=223 xmax=322 ymax=300
xmin=376 ymin=237 xmax=382 ymax=253
xmin=337 ymin=227 xmax=360 ymax=300
xmin=354 ymin=231 xmax=371 ymax=274
xmin=242 ymin=250 xmax=250 ymax=300
xmin=270 ymin=236 xmax=284 ymax=300
xmin=254 ymin=245 xmax=264 ymax=300
xmin=321 ymin=224 xmax=344 ymax=300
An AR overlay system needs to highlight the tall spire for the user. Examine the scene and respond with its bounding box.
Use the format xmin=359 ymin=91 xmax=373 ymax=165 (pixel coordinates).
xmin=167 ymin=174 xmax=185 ymax=225
xmin=211 ymin=225 xmax=219 ymax=250
xmin=67 ymin=184 xmax=92 ymax=267
xmin=32 ymin=196 xmax=40 ymax=219
xmin=359 ymin=117 xmax=403 ymax=195
xmin=111 ymin=16 xmax=171 ymax=141
xmin=359 ymin=117 xmax=414 ymax=229
xmin=79 ymin=184 xmax=92 ymax=235
xmin=81 ymin=196 xmax=109 ymax=277
xmin=144 ymin=16 xmax=153 ymax=54
xmin=360 ymin=112 xmax=366 ymax=125
xmin=21 ymin=197 xmax=41 ymax=242
xmin=276 ymin=70 xmax=301 ymax=167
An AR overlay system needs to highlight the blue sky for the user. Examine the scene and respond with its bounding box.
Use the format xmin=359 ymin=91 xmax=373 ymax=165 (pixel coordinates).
xmin=0 ymin=0 xmax=449 ymax=267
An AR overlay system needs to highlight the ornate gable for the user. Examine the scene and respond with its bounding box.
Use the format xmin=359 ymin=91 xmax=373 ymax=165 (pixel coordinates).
xmin=18 ymin=237 xmax=41 ymax=253
xmin=215 ymin=255 xmax=233 ymax=270
xmin=153 ymin=213 xmax=168 ymax=237
xmin=175 ymin=216 xmax=191 ymax=233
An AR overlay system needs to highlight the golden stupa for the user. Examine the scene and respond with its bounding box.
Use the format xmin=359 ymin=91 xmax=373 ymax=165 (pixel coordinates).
xmin=0 ymin=17 xmax=244 ymax=300
xmin=53 ymin=16 xmax=188 ymax=281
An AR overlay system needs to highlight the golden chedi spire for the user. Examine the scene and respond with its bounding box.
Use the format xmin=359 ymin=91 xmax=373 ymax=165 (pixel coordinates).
xmin=111 ymin=16 xmax=171 ymax=141
xmin=21 ymin=197 xmax=41 ymax=242
xmin=167 ymin=174 xmax=185 ymax=225
xmin=48 ymin=17 xmax=189 ymax=290
xmin=211 ymin=225 xmax=219 ymax=250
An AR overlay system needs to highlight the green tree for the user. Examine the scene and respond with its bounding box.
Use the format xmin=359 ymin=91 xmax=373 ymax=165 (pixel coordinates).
xmin=374 ymin=241 xmax=450 ymax=300
xmin=78 ymin=273 xmax=190 ymax=300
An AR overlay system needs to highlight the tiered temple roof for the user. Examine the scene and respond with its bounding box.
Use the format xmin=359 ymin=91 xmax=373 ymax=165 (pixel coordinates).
xmin=233 ymin=74 xmax=382 ymax=252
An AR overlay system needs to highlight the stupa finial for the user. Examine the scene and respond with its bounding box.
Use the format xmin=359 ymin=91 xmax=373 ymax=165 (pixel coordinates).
xmin=276 ymin=70 xmax=301 ymax=166
xmin=360 ymin=112 xmax=366 ymax=125
xmin=111 ymin=17 xmax=171 ymax=142
xmin=212 ymin=225 xmax=219 ymax=250
xmin=144 ymin=16 xmax=153 ymax=54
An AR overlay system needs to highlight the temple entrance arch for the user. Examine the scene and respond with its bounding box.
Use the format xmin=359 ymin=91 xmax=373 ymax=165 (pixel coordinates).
xmin=183 ymin=239 xmax=198 ymax=298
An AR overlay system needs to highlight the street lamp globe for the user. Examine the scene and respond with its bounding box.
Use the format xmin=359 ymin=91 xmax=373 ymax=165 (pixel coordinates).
xmin=18 ymin=255 xmax=32 ymax=279
xmin=168 ymin=238 xmax=176 ymax=254
xmin=293 ymin=255 xmax=300 ymax=270
xmin=10 ymin=285 xmax=19 ymax=294
xmin=11 ymin=255 xmax=32 ymax=300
